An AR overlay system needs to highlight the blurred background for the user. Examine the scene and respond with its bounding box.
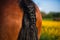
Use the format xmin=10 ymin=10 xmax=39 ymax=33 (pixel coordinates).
xmin=33 ymin=0 xmax=60 ymax=40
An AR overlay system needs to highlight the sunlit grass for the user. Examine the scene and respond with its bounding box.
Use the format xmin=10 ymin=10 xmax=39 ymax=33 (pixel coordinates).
xmin=40 ymin=20 xmax=60 ymax=40
xmin=42 ymin=20 xmax=60 ymax=27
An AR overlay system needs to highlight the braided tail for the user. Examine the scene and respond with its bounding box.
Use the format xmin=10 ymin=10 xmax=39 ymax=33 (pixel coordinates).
xmin=18 ymin=0 xmax=38 ymax=40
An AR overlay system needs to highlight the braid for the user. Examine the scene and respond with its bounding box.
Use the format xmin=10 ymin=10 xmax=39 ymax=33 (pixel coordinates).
xmin=18 ymin=0 xmax=38 ymax=40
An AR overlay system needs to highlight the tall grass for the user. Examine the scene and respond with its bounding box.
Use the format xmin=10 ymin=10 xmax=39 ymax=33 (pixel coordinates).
xmin=40 ymin=20 xmax=60 ymax=40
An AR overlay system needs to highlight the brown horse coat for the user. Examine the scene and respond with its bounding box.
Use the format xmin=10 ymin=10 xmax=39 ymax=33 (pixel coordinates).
xmin=0 ymin=0 xmax=42 ymax=40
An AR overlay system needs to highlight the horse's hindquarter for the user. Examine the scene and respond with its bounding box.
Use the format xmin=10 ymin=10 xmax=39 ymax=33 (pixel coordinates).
xmin=0 ymin=3 xmax=23 ymax=40
xmin=36 ymin=6 xmax=42 ymax=39
xmin=0 ymin=1 xmax=42 ymax=40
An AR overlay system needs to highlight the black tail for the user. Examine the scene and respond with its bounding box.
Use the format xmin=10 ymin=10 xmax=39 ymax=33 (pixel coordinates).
xmin=18 ymin=0 xmax=38 ymax=40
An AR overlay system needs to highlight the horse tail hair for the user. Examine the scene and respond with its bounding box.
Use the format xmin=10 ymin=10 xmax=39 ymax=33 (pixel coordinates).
xmin=18 ymin=0 xmax=38 ymax=40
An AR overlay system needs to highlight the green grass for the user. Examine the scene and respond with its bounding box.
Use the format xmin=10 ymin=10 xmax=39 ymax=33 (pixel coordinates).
xmin=40 ymin=26 xmax=60 ymax=40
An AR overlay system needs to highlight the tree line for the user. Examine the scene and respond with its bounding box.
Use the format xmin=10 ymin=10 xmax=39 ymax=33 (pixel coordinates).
xmin=41 ymin=11 xmax=60 ymax=21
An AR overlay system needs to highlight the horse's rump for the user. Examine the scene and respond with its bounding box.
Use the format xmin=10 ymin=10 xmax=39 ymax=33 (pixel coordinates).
xmin=0 ymin=0 xmax=42 ymax=40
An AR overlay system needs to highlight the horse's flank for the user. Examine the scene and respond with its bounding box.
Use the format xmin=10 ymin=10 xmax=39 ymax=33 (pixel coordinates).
xmin=0 ymin=0 xmax=42 ymax=40
xmin=0 ymin=1 xmax=23 ymax=40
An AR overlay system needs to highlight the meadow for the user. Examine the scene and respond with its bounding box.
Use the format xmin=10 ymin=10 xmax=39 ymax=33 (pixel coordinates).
xmin=40 ymin=20 xmax=60 ymax=40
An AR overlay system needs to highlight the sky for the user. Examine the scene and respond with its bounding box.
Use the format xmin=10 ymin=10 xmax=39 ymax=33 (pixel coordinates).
xmin=33 ymin=0 xmax=60 ymax=13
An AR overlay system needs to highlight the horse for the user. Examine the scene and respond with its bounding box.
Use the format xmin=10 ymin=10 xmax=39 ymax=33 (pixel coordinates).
xmin=0 ymin=0 xmax=42 ymax=40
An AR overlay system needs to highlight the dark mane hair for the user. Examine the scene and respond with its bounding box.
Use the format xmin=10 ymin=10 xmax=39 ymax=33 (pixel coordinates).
xmin=18 ymin=0 xmax=38 ymax=40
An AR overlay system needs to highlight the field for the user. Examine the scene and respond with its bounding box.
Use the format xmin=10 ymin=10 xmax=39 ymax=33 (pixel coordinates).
xmin=40 ymin=20 xmax=60 ymax=40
